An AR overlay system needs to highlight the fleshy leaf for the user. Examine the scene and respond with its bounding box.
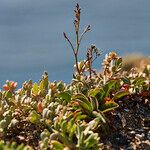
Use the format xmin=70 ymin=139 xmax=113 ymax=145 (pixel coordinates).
xmin=100 ymin=101 xmax=119 ymax=113
xmin=32 ymin=83 xmax=39 ymax=95
xmin=5 ymin=91 xmax=12 ymax=99
xmin=28 ymin=110 xmax=40 ymax=123
xmin=103 ymin=80 xmax=117 ymax=97
xmin=75 ymin=99 xmax=93 ymax=112
xmin=51 ymin=140 xmax=64 ymax=149
xmin=89 ymin=97 xmax=99 ymax=111
xmin=39 ymin=80 xmax=44 ymax=91
xmin=57 ymin=92 xmax=71 ymax=103
xmin=122 ymin=77 xmax=131 ymax=84
xmin=114 ymin=90 xmax=130 ymax=100
xmin=72 ymin=94 xmax=93 ymax=111
xmin=133 ymin=77 xmax=146 ymax=86
xmin=88 ymin=88 xmax=105 ymax=102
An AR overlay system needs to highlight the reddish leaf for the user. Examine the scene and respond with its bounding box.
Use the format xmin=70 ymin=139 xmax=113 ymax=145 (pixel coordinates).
xmin=37 ymin=101 xmax=43 ymax=113
xmin=3 ymin=84 xmax=9 ymax=91
xmin=10 ymin=81 xmax=18 ymax=89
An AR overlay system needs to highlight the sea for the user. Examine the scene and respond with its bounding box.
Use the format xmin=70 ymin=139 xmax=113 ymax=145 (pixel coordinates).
xmin=0 ymin=0 xmax=150 ymax=87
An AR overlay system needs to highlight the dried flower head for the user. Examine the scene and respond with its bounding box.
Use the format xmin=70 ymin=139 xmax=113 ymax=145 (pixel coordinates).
xmin=102 ymin=52 xmax=122 ymax=81
xmin=74 ymin=3 xmax=81 ymax=32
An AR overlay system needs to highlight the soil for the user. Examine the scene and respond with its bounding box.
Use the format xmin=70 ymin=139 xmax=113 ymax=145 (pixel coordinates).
xmin=101 ymin=93 xmax=150 ymax=150
xmin=3 ymin=121 xmax=43 ymax=149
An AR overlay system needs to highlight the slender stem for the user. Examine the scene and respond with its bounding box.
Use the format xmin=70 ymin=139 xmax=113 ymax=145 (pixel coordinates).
xmin=63 ymin=33 xmax=75 ymax=55
xmin=64 ymin=4 xmax=91 ymax=76
xmin=75 ymin=22 xmax=80 ymax=75
xmin=76 ymin=31 xmax=79 ymax=55
xmin=89 ymin=57 xmax=92 ymax=79
xmin=63 ymin=32 xmax=80 ymax=74
xmin=75 ymin=52 xmax=80 ymax=75
xmin=79 ymin=25 xmax=90 ymax=44
xmin=91 ymin=56 xmax=98 ymax=63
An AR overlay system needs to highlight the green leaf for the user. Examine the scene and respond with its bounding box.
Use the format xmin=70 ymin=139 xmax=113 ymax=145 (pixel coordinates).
xmin=100 ymin=101 xmax=119 ymax=113
xmin=88 ymin=88 xmax=105 ymax=102
xmin=69 ymin=124 xmax=77 ymax=140
xmin=50 ymin=133 xmax=70 ymax=147
xmin=92 ymin=111 xmax=106 ymax=124
xmin=39 ymin=80 xmax=44 ymax=91
xmin=103 ymin=80 xmax=117 ymax=97
xmin=75 ymin=99 xmax=93 ymax=112
xmin=78 ymin=60 xmax=85 ymax=71
xmin=0 ymin=119 xmax=7 ymax=129
xmin=51 ymin=140 xmax=64 ymax=150
xmin=122 ymin=77 xmax=131 ymax=84
xmin=43 ymin=77 xmax=49 ymax=90
xmin=75 ymin=114 xmax=87 ymax=121
xmin=57 ymin=81 xmax=64 ymax=91
xmin=5 ymin=91 xmax=12 ymax=99
xmin=0 ymin=91 xmax=2 ymax=99
xmin=40 ymin=129 xmax=50 ymax=140
xmin=89 ymin=97 xmax=99 ymax=111
xmin=115 ymin=57 xmax=122 ymax=68
xmin=133 ymin=77 xmax=146 ymax=86
xmin=84 ymin=133 xmax=99 ymax=148
xmin=32 ymin=83 xmax=39 ymax=95
xmin=16 ymin=143 xmax=25 ymax=150
xmin=88 ymin=88 xmax=100 ymax=97
xmin=72 ymin=94 xmax=93 ymax=112
xmin=28 ymin=110 xmax=40 ymax=124
xmin=72 ymin=93 xmax=88 ymax=102
xmin=114 ymin=90 xmax=130 ymax=100
xmin=60 ymin=120 xmax=67 ymax=133
xmin=57 ymin=92 xmax=71 ymax=103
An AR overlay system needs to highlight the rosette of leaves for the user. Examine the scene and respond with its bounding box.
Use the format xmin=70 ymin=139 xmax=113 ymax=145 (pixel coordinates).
xmin=0 ymin=141 xmax=33 ymax=150
xmin=71 ymin=79 xmax=121 ymax=114
xmin=40 ymin=109 xmax=101 ymax=150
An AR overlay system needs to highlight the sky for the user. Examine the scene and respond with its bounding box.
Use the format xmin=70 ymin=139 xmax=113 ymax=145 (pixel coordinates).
xmin=0 ymin=0 xmax=150 ymax=86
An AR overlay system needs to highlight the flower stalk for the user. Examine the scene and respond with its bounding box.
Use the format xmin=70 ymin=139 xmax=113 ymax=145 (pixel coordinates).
xmin=63 ymin=4 xmax=91 ymax=75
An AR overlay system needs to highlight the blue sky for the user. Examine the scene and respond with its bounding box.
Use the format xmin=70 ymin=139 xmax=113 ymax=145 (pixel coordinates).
xmin=0 ymin=0 xmax=150 ymax=86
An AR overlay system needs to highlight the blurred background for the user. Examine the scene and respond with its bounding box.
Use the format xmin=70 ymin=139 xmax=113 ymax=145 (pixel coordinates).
xmin=0 ymin=0 xmax=150 ymax=87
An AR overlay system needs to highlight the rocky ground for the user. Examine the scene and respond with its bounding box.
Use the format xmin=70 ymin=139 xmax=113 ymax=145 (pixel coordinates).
xmin=101 ymin=93 xmax=150 ymax=150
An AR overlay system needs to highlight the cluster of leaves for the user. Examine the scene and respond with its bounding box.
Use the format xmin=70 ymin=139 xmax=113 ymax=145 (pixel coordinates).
xmin=0 ymin=141 xmax=32 ymax=150
xmin=0 ymin=55 xmax=149 ymax=149
xmin=0 ymin=3 xmax=149 ymax=150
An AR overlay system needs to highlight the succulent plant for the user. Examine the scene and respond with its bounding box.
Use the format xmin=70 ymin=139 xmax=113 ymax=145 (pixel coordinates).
xmin=0 ymin=3 xmax=149 ymax=150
